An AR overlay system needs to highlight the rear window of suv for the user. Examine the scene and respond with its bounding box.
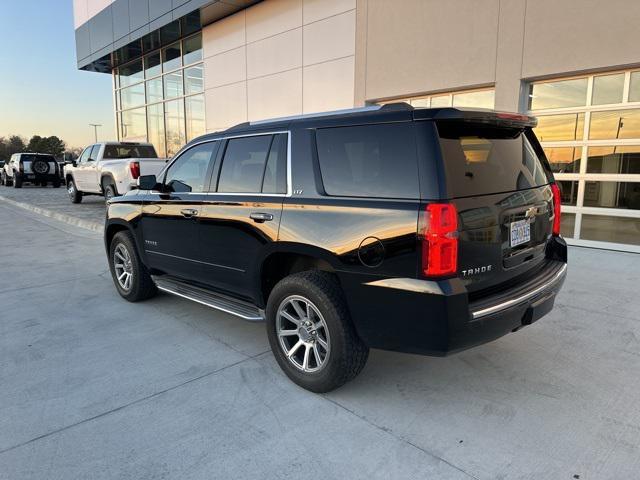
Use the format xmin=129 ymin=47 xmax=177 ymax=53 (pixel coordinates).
xmin=437 ymin=122 xmax=550 ymax=198
xmin=316 ymin=123 xmax=419 ymax=199
xmin=103 ymin=145 xmax=158 ymax=159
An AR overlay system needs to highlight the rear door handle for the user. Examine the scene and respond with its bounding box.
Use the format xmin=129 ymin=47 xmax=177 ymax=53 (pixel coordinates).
xmin=250 ymin=212 xmax=274 ymax=223
xmin=180 ymin=208 xmax=199 ymax=218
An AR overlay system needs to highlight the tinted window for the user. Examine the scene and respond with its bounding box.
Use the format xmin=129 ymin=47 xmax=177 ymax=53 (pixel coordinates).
xmin=262 ymin=134 xmax=287 ymax=194
xmin=103 ymin=145 xmax=158 ymax=159
xmin=316 ymin=123 xmax=419 ymax=199
xmin=22 ymin=154 xmax=55 ymax=163
xmin=164 ymin=143 xmax=215 ymax=193
xmin=218 ymin=135 xmax=272 ymax=193
xmin=437 ymin=123 xmax=550 ymax=198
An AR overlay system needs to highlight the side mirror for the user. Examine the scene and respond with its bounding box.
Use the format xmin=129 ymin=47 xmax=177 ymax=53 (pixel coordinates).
xmin=137 ymin=174 xmax=159 ymax=191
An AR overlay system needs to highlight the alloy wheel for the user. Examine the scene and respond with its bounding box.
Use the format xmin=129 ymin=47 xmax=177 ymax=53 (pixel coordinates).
xmin=113 ymin=243 xmax=134 ymax=291
xmin=276 ymin=295 xmax=330 ymax=373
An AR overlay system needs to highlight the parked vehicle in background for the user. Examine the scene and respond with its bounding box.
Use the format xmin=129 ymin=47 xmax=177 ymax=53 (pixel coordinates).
xmin=63 ymin=142 xmax=167 ymax=203
xmin=1 ymin=153 xmax=62 ymax=188
xmin=104 ymin=104 xmax=568 ymax=393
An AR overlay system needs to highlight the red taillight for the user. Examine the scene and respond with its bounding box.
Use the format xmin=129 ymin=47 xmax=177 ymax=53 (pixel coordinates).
xmin=421 ymin=203 xmax=458 ymax=277
xmin=551 ymin=183 xmax=562 ymax=236
xmin=129 ymin=161 xmax=140 ymax=179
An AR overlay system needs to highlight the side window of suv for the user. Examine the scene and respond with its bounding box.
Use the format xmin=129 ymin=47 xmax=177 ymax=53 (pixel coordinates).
xmin=163 ymin=142 xmax=216 ymax=193
xmin=217 ymin=135 xmax=275 ymax=194
xmin=315 ymin=123 xmax=420 ymax=199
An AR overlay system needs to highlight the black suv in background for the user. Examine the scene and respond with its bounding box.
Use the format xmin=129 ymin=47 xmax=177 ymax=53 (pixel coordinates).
xmin=104 ymin=104 xmax=567 ymax=392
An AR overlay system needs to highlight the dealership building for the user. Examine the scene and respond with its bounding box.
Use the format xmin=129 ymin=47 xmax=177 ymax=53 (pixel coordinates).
xmin=73 ymin=0 xmax=640 ymax=252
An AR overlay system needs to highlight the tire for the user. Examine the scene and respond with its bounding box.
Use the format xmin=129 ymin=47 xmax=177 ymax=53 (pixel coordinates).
xmin=0 ymin=171 xmax=5 ymax=186
xmin=31 ymin=159 xmax=50 ymax=175
xmin=103 ymin=181 xmax=117 ymax=201
xmin=52 ymin=178 xmax=61 ymax=188
xmin=108 ymin=230 xmax=157 ymax=302
xmin=3 ymin=172 xmax=12 ymax=187
xmin=266 ymin=270 xmax=369 ymax=393
xmin=13 ymin=173 xmax=22 ymax=188
xmin=67 ymin=178 xmax=82 ymax=203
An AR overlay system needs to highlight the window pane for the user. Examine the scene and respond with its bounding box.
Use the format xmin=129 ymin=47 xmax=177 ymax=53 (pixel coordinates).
xmin=529 ymin=78 xmax=588 ymax=110
xmin=121 ymin=107 xmax=147 ymax=141
xmin=184 ymin=65 xmax=204 ymax=95
xmin=164 ymin=143 xmax=215 ymax=193
xmin=185 ymin=94 xmax=206 ymax=142
xmin=316 ymin=123 xmax=419 ymax=199
xmin=164 ymin=71 xmax=184 ymax=99
xmin=583 ymin=181 xmax=640 ymax=209
xmin=183 ymin=34 xmax=202 ymax=65
xmin=410 ymin=98 xmax=430 ymax=107
xmin=145 ymin=52 xmax=161 ymax=78
xmin=543 ymin=147 xmax=582 ymax=173
xmin=592 ymin=73 xmax=624 ymax=105
xmin=560 ymin=212 xmax=575 ymax=238
xmin=218 ymin=135 xmax=273 ymax=193
xmin=586 ymin=145 xmax=640 ymax=174
xmin=262 ymin=134 xmax=287 ymax=194
xmin=163 ymin=42 xmax=181 ymax=72
xmin=119 ymin=59 xmax=144 ymax=87
xmin=534 ymin=113 xmax=584 ymax=141
xmin=165 ymin=99 xmax=186 ymax=157
xmin=557 ymin=180 xmax=579 ymax=206
xmin=430 ymin=95 xmax=450 ymax=107
xmin=452 ymin=90 xmax=495 ymax=109
xmin=581 ymin=215 xmax=640 ymax=245
xmin=629 ymin=71 xmax=640 ymax=103
xmin=147 ymin=104 xmax=166 ymax=158
xmin=120 ymin=83 xmax=146 ymax=109
xmin=589 ymin=109 xmax=640 ymax=139
xmin=146 ymin=78 xmax=163 ymax=103
xmin=160 ymin=20 xmax=181 ymax=45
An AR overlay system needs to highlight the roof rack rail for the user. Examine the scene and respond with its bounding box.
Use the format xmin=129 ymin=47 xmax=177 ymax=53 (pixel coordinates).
xmin=225 ymin=103 xmax=413 ymax=131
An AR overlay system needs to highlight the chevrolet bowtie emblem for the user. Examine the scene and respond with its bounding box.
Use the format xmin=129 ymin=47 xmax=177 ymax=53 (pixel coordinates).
xmin=525 ymin=206 xmax=538 ymax=219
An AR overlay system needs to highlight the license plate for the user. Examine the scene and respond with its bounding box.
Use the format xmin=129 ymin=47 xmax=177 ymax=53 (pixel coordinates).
xmin=510 ymin=219 xmax=531 ymax=247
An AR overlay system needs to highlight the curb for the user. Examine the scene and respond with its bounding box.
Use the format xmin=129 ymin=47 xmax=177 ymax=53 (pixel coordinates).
xmin=0 ymin=195 xmax=104 ymax=233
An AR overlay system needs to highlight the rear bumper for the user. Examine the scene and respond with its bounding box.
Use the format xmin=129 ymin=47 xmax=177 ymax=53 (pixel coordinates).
xmin=341 ymin=239 xmax=568 ymax=356
xmin=21 ymin=173 xmax=60 ymax=182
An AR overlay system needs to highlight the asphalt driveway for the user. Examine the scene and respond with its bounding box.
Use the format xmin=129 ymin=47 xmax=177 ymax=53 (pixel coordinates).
xmin=1 ymin=201 xmax=639 ymax=479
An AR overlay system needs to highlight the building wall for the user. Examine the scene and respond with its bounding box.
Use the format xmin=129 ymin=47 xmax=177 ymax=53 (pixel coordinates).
xmin=202 ymin=0 xmax=356 ymax=132
xmin=356 ymin=0 xmax=640 ymax=111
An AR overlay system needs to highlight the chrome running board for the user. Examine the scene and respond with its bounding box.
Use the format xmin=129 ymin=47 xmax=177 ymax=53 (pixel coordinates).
xmin=153 ymin=276 xmax=264 ymax=322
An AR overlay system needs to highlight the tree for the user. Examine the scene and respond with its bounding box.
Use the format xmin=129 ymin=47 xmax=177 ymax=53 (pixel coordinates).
xmin=6 ymin=135 xmax=26 ymax=157
xmin=26 ymin=135 xmax=66 ymax=158
xmin=0 ymin=137 xmax=7 ymax=162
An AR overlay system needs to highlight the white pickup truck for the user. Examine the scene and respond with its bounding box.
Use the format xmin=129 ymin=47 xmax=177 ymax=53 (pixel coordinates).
xmin=64 ymin=142 xmax=167 ymax=203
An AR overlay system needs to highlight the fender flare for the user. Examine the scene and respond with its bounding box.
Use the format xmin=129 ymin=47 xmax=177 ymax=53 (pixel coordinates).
xmin=100 ymin=173 xmax=119 ymax=195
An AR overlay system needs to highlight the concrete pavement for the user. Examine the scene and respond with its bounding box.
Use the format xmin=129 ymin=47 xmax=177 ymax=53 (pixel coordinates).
xmin=1 ymin=201 xmax=640 ymax=479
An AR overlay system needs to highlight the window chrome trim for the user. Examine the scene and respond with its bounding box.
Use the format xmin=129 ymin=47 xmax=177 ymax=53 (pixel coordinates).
xmin=471 ymin=263 xmax=567 ymax=320
xmin=157 ymin=130 xmax=292 ymax=197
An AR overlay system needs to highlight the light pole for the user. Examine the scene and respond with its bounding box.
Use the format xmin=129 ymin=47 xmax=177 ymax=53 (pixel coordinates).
xmin=89 ymin=123 xmax=102 ymax=142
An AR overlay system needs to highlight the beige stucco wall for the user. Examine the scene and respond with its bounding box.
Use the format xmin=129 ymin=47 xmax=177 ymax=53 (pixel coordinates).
xmin=202 ymin=0 xmax=357 ymax=132
xmin=357 ymin=0 xmax=640 ymax=112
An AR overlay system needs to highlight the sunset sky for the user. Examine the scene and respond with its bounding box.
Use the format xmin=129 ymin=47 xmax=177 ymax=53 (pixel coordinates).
xmin=0 ymin=1 xmax=116 ymax=149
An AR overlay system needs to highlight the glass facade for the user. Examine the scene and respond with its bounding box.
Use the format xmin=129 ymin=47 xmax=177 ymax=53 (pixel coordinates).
xmin=529 ymin=70 xmax=640 ymax=251
xmin=114 ymin=32 xmax=205 ymax=157
xmin=378 ymin=88 xmax=495 ymax=110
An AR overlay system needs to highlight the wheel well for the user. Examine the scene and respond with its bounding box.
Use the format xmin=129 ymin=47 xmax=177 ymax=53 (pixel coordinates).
xmin=261 ymin=253 xmax=335 ymax=305
xmin=105 ymin=224 xmax=130 ymax=249
xmin=65 ymin=173 xmax=74 ymax=183
xmin=101 ymin=175 xmax=117 ymax=194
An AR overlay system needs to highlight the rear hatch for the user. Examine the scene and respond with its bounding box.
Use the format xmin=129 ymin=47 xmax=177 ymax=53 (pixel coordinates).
xmin=435 ymin=118 xmax=555 ymax=295
xmin=21 ymin=154 xmax=58 ymax=175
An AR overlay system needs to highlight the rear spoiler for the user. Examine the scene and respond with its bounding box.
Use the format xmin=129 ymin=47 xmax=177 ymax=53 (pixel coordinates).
xmin=413 ymin=107 xmax=537 ymax=128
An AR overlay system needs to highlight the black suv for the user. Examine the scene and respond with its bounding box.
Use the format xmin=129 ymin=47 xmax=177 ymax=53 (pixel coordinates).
xmin=104 ymin=104 xmax=567 ymax=392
